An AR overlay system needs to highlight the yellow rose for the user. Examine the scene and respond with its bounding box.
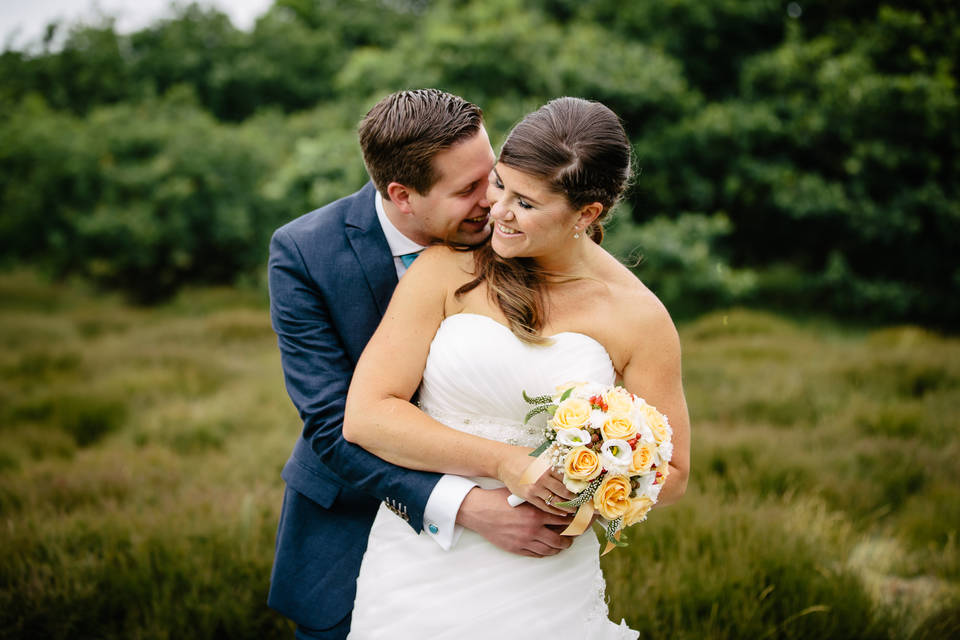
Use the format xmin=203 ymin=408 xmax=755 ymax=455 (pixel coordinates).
xmin=555 ymin=381 xmax=589 ymax=395
xmin=654 ymin=463 xmax=671 ymax=485
xmin=593 ymin=474 xmax=632 ymax=520
xmin=564 ymin=446 xmax=602 ymax=482
xmin=550 ymin=397 xmax=592 ymax=430
xmin=623 ymin=496 xmax=655 ymax=527
xmin=630 ymin=442 xmax=656 ymax=474
xmin=601 ymin=415 xmax=638 ymax=441
xmin=602 ymin=387 xmax=635 ymax=415
xmin=643 ymin=404 xmax=670 ymax=444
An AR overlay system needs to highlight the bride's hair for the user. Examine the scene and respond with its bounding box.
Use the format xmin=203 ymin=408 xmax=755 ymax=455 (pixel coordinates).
xmin=456 ymin=97 xmax=632 ymax=344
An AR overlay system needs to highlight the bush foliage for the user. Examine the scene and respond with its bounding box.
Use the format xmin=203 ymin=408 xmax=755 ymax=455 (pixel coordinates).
xmin=1 ymin=0 xmax=957 ymax=324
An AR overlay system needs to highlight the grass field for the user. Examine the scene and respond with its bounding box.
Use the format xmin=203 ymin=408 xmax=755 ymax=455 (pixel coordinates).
xmin=1 ymin=270 xmax=958 ymax=639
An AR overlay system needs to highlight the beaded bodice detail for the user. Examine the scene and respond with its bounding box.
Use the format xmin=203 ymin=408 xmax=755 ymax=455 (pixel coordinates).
xmin=418 ymin=314 xmax=616 ymax=445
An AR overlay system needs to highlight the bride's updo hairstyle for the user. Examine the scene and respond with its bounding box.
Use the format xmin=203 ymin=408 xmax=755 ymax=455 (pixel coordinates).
xmin=457 ymin=97 xmax=632 ymax=344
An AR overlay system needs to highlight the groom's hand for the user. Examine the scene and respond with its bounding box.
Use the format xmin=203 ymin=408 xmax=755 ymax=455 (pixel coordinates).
xmin=455 ymin=487 xmax=574 ymax=558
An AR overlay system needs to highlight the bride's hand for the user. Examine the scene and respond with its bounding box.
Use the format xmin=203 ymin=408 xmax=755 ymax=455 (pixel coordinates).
xmin=497 ymin=447 xmax=576 ymax=516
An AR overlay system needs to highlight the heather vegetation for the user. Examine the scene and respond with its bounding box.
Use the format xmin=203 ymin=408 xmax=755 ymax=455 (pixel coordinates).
xmin=0 ymin=273 xmax=957 ymax=638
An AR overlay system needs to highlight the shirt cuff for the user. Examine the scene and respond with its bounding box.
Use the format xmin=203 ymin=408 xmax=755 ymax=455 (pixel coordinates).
xmin=423 ymin=474 xmax=477 ymax=550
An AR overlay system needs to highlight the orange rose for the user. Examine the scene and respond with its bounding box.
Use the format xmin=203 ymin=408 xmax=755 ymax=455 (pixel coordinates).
xmin=623 ymin=496 xmax=655 ymax=526
xmin=564 ymin=446 xmax=602 ymax=482
xmin=593 ymin=474 xmax=632 ymax=520
xmin=642 ymin=404 xmax=670 ymax=444
xmin=550 ymin=397 xmax=592 ymax=430
xmin=630 ymin=442 xmax=656 ymax=474
xmin=601 ymin=415 xmax=638 ymax=442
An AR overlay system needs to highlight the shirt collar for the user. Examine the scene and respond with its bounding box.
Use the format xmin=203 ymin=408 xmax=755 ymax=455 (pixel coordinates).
xmin=375 ymin=191 xmax=426 ymax=257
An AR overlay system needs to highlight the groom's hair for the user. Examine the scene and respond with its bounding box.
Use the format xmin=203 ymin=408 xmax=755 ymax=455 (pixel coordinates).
xmin=359 ymin=89 xmax=483 ymax=198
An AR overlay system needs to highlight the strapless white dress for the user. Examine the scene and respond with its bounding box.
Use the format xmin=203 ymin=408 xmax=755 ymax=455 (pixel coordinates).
xmin=348 ymin=314 xmax=638 ymax=639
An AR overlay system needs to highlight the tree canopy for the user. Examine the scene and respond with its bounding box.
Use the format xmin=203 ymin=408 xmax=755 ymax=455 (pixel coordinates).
xmin=1 ymin=0 xmax=957 ymax=324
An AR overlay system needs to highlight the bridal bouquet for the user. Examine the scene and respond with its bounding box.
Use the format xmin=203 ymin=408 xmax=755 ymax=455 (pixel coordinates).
xmin=519 ymin=382 xmax=673 ymax=553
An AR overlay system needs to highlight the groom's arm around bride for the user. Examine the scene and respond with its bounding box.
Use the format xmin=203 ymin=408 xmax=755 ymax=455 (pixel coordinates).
xmin=267 ymin=89 xmax=573 ymax=639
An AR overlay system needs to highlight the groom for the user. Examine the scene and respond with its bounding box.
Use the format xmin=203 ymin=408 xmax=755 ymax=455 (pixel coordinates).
xmin=267 ymin=89 xmax=575 ymax=639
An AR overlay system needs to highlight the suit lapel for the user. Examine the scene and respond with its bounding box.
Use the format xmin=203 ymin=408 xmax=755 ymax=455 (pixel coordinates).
xmin=345 ymin=183 xmax=398 ymax=317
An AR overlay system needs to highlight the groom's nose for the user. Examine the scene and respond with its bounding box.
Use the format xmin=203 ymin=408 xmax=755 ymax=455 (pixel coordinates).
xmin=477 ymin=190 xmax=491 ymax=210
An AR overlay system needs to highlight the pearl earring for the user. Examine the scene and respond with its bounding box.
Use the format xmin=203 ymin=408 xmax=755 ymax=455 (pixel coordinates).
xmin=573 ymin=226 xmax=581 ymax=239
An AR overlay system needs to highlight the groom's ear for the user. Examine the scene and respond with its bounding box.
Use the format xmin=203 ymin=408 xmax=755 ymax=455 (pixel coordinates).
xmin=386 ymin=182 xmax=416 ymax=215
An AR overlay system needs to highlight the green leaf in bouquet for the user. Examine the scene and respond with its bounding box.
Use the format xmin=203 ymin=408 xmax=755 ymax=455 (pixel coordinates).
xmin=558 ymin=387 xmax=574 ymax=402
xmin=608 ymin=536 xmax=629 ymax=549
xmin=523 ymin=404 xmax=554 ymax=424
xmin=556 ymin=475 xmax=604 ymax=509
xmin=522 ymin=390 xmax=552 ymax=405
xmin=528 ymin=439 xmax=553 ymax=457
xmin=605 ymin=517 xmax=628 ymax=547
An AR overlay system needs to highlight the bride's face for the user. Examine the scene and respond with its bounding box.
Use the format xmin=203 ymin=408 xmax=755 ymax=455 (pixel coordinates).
xmin=486 ymin=163 xmax=582 ymax=259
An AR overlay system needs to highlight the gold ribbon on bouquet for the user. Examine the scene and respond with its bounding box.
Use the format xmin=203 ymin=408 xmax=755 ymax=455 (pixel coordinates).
xmin=601 ymin=531 xmax=622 ymax=556
xmin=518 ymin=446 xmax=555 ymax=486
xmin=560 ymin=502 xmax=594 ymax=537
xmin=518 ymin=445 xmax=597 ymax=539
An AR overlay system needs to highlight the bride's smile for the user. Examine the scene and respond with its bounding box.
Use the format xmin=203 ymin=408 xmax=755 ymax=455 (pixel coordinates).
xmin=494 ymin=221 xmax=522 ymax=236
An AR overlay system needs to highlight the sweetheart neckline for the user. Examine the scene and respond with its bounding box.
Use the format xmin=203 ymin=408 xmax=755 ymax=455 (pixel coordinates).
xmin=439 ymin=313 xmax=615 ymax=370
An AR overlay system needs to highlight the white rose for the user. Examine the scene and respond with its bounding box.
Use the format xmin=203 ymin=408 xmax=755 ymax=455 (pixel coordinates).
xmin=556 ymin=428 xmax=592 ymax=447
xmin=658 ymin=441 xmax=674 ymax=464
xmin=588 ymin=409 xmax=606 ymax=430
xmin=634 ymin=472 xmax=655 ymax=497
xmin=563 ymin=476 xmax=590 ymax=493
xmin=633 ymin=408 xmax=655 ymax=442
xmin=599 ymin=439 xmax=633 ymax=475
xmin=642 ymin=481 xmax=663 ymax=502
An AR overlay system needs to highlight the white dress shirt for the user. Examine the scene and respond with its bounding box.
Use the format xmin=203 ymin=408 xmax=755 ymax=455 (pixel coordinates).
xmin=375 ymin=192 xmax=476 ymax=550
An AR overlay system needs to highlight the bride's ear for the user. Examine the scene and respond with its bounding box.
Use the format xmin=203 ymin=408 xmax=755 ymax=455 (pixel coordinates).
xmin=387 ymin=182 xmax=416 ymax=215
xmin=575 ymin=202 xmax=604 ymax=230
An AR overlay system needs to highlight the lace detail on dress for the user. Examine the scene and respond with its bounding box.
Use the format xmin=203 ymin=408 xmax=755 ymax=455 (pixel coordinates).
xmin=425 ymin=407 xmax=547 ymax=448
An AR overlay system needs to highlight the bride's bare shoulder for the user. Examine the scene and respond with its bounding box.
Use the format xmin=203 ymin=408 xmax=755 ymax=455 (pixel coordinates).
xmin=402 ymin=245 xmax=479 ymax=297
xmin=598 ymin=252 xmax=679 ymax=350
xmin=414 ymin=245 xmax=477 ymax=277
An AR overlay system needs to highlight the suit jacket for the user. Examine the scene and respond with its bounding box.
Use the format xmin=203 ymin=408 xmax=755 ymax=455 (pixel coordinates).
xmin=267 ymin=182 xmax=442 ymax=630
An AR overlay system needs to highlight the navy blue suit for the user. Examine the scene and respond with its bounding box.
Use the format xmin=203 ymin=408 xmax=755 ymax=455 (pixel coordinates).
xmin=267 ymin=182 xmax=442 ymax=634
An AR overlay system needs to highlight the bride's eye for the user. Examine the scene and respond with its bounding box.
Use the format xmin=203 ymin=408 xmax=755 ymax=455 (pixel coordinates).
xmin=490 ymin=171 xmax=503 ymax=190
xmin=517 ymin=198 xmax=533 ymax=210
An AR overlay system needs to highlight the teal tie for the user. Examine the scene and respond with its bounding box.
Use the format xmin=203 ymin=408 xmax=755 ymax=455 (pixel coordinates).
xmin=399 ymin=252 xmax=420 ymax=269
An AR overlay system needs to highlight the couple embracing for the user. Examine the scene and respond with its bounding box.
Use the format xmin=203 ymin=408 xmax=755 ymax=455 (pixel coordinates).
xmin=267 ymin=89 xmax=690 ymax=639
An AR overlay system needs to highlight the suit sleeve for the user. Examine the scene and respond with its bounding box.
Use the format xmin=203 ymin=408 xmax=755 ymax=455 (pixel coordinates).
xmin=268 ymin=226 xmax=441 ymax=533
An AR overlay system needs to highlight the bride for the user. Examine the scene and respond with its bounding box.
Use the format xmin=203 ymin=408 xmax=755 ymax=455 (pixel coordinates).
xmin=342 ymin=97 xmax=690 ymax=638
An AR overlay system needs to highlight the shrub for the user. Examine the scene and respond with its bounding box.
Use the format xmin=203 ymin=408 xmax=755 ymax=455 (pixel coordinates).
xmin=606 ymin=213 xmax=756 ymax=319
xmin=0 ymin=91 xmax=286 ymax=302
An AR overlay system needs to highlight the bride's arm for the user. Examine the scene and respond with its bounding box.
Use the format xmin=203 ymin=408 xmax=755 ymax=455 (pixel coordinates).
xmin=620 ymin=297 xmax=691 ymax=507
xmin=343 ymin=247 xmax=555 ymax=504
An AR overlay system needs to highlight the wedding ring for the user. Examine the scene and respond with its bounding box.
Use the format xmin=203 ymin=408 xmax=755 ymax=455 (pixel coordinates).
xmin=545 ymin=495 xmax=554 ymax=506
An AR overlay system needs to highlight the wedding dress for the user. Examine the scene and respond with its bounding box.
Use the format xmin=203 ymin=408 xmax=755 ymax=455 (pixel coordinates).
xmin=348 ymin=313 xmax=638 ymax=639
